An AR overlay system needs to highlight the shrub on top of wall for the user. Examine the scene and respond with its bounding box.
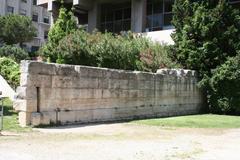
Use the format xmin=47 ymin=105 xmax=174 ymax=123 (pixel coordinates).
xmin=49 ymin=30 xmax=179 ymax=72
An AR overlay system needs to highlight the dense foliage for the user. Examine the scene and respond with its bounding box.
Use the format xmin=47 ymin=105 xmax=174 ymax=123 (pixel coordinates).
xmin=0 ymin=45 xmax=29 ymax=63
xmin=0 ymin=14 xmax=36 ymax=45
xmin=0 ymin=57 xmax=20 ymax=88
xmin=172 ymin=0 xmax=240 ymax=114
xmin=50 ymin=31 xmax=179 ymax=72
xmin=208 ymin=54 xmax=240 ymax=114
xmin=40 ymin=7 xmax=78 ymax=62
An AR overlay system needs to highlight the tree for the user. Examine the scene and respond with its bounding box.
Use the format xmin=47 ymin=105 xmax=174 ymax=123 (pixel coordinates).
xmin=0 ymin=14 xmax=36 ymax=46
xmin=172 ymin=0 xmax=240 ymax=114
xmin=0 ymin=45 xmax=29 ymax=63
xmin=40 ymin=6 xmax=78 ymax=63
xmin=172 ymin=0 xmax=240 ymax=76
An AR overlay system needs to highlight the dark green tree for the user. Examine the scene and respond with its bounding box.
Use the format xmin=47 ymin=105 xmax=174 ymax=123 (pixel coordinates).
xmin=0 ymin=14 xmax=36 ymax=46
xmin=172 ymin=0 xmax=240 ymax=76
xmin=172 ymin=0 xmax=240 ymax=114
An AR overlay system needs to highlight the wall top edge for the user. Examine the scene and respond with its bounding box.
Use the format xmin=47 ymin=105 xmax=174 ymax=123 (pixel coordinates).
xmin=20 ymin=60 xmax=198 ymax=77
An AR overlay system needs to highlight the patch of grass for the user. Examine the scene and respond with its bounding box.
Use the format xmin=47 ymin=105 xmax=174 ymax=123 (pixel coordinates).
xmin=132 ymin=114 xmax=240 ymax=128
xmin=1 ymin=98 xmax=31 ymax=132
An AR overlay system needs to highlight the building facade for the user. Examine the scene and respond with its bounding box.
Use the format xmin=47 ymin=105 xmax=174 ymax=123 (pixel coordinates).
xmin=38 ymin=0 xmax=239 ymax=44
xmin=0 ymin=0 xmax=51 ymax=52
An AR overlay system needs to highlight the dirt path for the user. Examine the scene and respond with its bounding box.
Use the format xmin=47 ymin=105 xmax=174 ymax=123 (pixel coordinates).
xmin=0 ymin=123 xmax=240 ymax=160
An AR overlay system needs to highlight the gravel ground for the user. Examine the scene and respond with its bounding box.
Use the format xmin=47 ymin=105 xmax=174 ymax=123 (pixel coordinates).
xmin=0 ymin=123 xmax=240 ymax=160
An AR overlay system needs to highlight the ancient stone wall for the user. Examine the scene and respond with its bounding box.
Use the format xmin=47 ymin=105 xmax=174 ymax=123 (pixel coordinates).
xmin=14 ymin=61 xmax=205 ymax=126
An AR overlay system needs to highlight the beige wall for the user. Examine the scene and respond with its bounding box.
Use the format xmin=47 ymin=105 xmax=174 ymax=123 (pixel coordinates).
xmin=14 ymin=61 xmax=205 ymax=126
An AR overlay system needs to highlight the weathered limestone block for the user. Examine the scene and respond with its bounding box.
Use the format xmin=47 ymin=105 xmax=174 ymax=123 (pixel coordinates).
xmin=31 ymin=112 xmax=42 ymax=126
xmin=52 ymin=76 xmax=73 ymax=88
xmin=21 ymin=61 xmax=56 ymax=75
xmin=20 ymin=74 xmax=52 ymax=87
xmin=119 ymin=79 xmax=129 ymax=89
xmin=14 ymin=99 xmax=37 ymax=112
xmin=16 ymin=87 xmax=37 ymax=100
xmin=18 ymin=111 xmax=32 ymax=127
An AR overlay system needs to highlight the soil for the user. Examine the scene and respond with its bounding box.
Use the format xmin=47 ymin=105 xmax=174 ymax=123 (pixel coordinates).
xmin=0 ymin=123 xmax=240 ymax=160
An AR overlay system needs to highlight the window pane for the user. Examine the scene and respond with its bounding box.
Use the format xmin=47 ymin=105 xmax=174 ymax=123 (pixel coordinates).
xmin=115 ymin=10 xmax=122 ymax=20
xmin=164 ymin=13 xmax=173 ymax=26
xmin=114 ymin=21 xmax=122 ymax=33
xmin=164 ymin=0 xmax=174 ymax=13
xmin=123 ymin=8 xmax=131 ymax=19
xmin=122 ymin=20 xmax=131 ymax=31
xmin=152 ymin=14 xmax=163 ymax=28
xmin=146 ymin=15 xmax=153 ymax=29
xmin=106 ymin=22 xmax=114 ymax=32
xmin=153 ymin=2 xmax=163 ymax=14
xmin=147 ymin=4 xmax=152 ymax=15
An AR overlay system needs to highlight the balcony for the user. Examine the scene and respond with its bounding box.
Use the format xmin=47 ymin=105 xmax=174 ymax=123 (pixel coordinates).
xmin=37 ymin=0 xmax=50 ymax=6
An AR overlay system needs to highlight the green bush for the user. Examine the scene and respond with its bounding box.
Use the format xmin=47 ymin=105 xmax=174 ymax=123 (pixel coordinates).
xmin=40 ymin=7 xmax=77 ymax=62
xmin=0 ymin=45 xmax=29 ymax=63
xmin=172 ymin=0 xmax=240 ymax=114
xmin=0 ymin=57 xmax=20 ymax=88
xmin=53 ymin=30 xmax=178 ymax=72
xmin=172 ymin=1 xmax=240 ymax=76
xmin=207 ymin=54 xmax=240 ymax=115
xmin=0 ymin=14 xmax=36 ymax=45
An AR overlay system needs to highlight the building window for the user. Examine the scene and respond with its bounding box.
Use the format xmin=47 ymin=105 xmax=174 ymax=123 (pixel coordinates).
xmin=229 ymin=0 xmax=240 ymax=3
xmin=43 ymin=16 xmax=49 ymax=24
xmin=146 ymin=0 xmax=174 ymax=32
xmin=229 ymin=0 xmax=240 ymax=8
xmin=31 ymin=46 xmax=39 ymax=52
xmin=33 ymin=0 xmax=37 ymax=5
xmin=32 ymin=13 xmax=38 ymax=22
xmin=21 ymin=0 xmax=27 ymax=3
xmin=44 ymin=31 xmax=48 ymax=39
xmin=100 ymin=3 xmax=131 ymax=33
xmin=20 ymin=9 xmax=27 ymax=16
xmin=7 ymin=6 xmax=14 ymax=14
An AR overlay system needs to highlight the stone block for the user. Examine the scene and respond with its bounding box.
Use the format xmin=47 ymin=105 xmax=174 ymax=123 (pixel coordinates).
xmin=86 ymin=67 xmax=103 ymax=78
xmin=52 ymin=76 xmax=72 ymax=88
xmin=102 ymin=89 xmax=112 ymax=98
xmin=39 ymin=88 xmax=56 ymax=100
xmin=79 ymin=89 xmax=94 ymax=99
xmin=16 ymin=87 xmax=37 ymax=100
xmin=55 ymin=64 xmax=77 ymax=76
xmin=58 ymin=111 xmax=76 ymax=124
xmin=18 ymin=111 xmax=31 ymax=127
xmin=28 ymin=75 xmax=52 ymax=88
xmin=128 ymin=80 xmax=138 ymax=89
xmin=129 ymin=90 xmax=138 ymax=98
xmin=31 ymin=112 xmax=41 ymax=126
xmin=108 ymin=79 xmax=120 ymax=89
xmin=119 ymin=79 xmax=129 ymax=89
xmin=119 ymin=89 xmax=129 ymax=98
xmin=93 ymin=89 xmax=103 ymax=99
xmin=54 ymin=88 xmax=73 ymax=100
xmin=75 ymin=110 xmax=93 ymax=122
xmin=21 ymin=61 xmax=56 ymax=75
xmin=13 ymin=99 xmax=37 ymax=112
xmin=136 ymin=72 xmax=155 ymax=81
xmin=93 ymin=109 xmax=113 ymax=121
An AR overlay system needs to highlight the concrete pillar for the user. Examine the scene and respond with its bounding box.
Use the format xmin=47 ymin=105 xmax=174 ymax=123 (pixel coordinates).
xmin=0 ymin=0 xmax=6 ymax=15
xmin=131 ymin=0 xmax=147 ymax=33
xmin=48 ymin=1 xmax=60 ymax=24
xmin=88 ymin=2 xmax=101 ymax=32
